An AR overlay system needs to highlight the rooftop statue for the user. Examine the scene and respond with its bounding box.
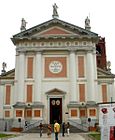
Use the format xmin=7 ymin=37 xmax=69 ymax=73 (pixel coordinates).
xmin=52 ymin=3 xmax=59 ymax=18
xmin=20 ymin=18 xmax=27 ymax=32
xmin=85 ymin=16 xmax=91 ymax=31
xmin=85 ymin=16 xmax=90 ymax=27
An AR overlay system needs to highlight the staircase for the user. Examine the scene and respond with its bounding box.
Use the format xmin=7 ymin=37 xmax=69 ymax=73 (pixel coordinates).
xmin=23 ymin=123 xmax=86 ymax=133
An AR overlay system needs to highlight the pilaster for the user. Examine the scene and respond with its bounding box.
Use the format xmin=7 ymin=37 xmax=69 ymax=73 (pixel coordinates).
xmin=86 ymin=51 xmax=95 ymax=101
xmin=35 ymin=52 xmax=42 ymax=102
xmin=18 ymin=52 xmax=25 ymax=102
xmin=69 ymin=50 xmax=77 ymax=102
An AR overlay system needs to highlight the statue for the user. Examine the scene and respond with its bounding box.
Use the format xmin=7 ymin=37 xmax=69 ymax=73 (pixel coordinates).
xmin=20 ymin=18 xmax=27 ymax=31
xmin=52 ymin=3 xmax=59 ymax=18
xmin=85 ymin=16 xmax=91 ymax=31
xmin=1 ymin=62 xmax=7 ymax=74
xmin=107 ymin=61 xmax=111 ymax=72
xmin=85 ymin=16 xmax=90 ymax=27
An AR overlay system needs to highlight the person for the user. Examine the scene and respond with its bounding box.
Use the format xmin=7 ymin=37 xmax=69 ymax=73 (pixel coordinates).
xmin=47 ymin=124 xmax=52 ymax=137
xmin=54 ymin=120 xmax=60 ymax=140
xmin=62 ymin=122 xmax=65 ymax=137
xmin=39 ymin=122 xmax=43 ymax=137
xmin=66 ymin=122 xmax=70 ymax=136
xmin=25 ymin=120 xmax=28 ymax=128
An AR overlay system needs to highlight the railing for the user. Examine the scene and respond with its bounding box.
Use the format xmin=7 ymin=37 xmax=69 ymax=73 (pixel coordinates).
xmin=68 ymin=119 xmax=88 ymax=132
xmin=23 ymin=120 xmax=43 ymax=132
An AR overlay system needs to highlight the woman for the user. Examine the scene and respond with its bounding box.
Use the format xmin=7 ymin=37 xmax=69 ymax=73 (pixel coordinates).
xmin=47 ymin=124 xmax=52 ymax=137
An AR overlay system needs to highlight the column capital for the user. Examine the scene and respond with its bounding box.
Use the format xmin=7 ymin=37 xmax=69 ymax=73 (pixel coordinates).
xmin=68 ymin=48 xmax=76 ymax=53
xmin=36 ymin=51 xmax=42 ymax=54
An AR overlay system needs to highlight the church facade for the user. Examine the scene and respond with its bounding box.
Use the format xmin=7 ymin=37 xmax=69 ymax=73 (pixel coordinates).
xmin=0 ymin=16 xmax=115 ymax=130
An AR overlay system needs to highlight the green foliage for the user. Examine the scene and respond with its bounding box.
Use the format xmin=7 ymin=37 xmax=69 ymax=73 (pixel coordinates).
xmin=0 ymin=133 xmax=16 ymax=138
xmin=88 ymin=132 xmax=101 ymax=140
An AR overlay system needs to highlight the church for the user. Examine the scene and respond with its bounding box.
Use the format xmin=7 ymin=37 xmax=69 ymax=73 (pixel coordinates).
xmin=0 ymin=4 xmax=115 ymax=131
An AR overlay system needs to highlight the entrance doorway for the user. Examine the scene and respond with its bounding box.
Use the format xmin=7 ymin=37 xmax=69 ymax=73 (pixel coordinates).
xmin=50 ymin=98 xmax=62 ymax=124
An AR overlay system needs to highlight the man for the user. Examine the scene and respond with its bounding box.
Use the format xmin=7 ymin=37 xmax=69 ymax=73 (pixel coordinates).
xmin=54 ymin=120 xmax=60 ymax=140
xmin=62 ymin=122 xmax=65 ymax=137
xmin=39 ymin=123 xmax=43 ymax=137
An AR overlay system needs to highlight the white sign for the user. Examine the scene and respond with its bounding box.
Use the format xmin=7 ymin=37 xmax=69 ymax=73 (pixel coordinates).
xmin=101 ymin=126 xmax=110 ymax=140
xmin=99 ymin=103 xmax=115 ymax=126
xmin=49 ymin=61 xmax=62 ymax=74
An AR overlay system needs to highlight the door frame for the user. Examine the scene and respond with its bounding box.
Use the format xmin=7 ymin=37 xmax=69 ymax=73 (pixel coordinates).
xmin=50 ymin=97 xmax=62 ymax=124
xmin=46 ymin=88 xmax=66 ymax=124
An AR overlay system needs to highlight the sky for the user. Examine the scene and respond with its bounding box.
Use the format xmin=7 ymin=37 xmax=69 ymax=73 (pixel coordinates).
xmin=0 ymin=0 xmax=115 ymax=74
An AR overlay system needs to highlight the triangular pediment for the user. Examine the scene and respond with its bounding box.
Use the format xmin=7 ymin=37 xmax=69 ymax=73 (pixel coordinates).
xmin=0 ymin=69 xmax=15 ymax=79
xmin=97 ymin=67 xmax=115 ymax=78
xmin=12 ymin=18 xmax=98 ymax=44
xmin=32 ymin=26 xmax=75 ymax=38
xmin=45 ymin=88 xmax=66 ymax=95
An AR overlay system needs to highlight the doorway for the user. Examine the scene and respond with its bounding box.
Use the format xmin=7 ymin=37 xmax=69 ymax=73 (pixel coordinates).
xmin=50 ymin=98 xmax=62 ymax=124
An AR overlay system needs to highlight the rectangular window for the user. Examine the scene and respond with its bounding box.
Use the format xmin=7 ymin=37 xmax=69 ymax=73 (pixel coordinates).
xmin=27 ymin=57 xmax=33 ymax=78
xmin=34 ymin=110 xmax=41 ymax=117
xmin=80 ymin=109 xmax=86 ymax=117
xmin=5 ymin=111 xmax=10 ymax=117
xmin=71 ymin=109 xmax=77 ymax=117
xmin=78 ymin=56 xmax=85 ymax=78
xmin=102 ymin=85 xmax=107 ymax=102
xmin=26 ymin=110 xmax=32 ymax=117
xmin=89 ymin=109 xmax=96 ymax=116
xmin=16 ymin=110 xmax=23 ymax=117
xmin=26 ymin=85 xmax=33 ymax=102
xmin=79 ymin=84 xmax=85 ymax=102
xmin=5 ymin=85 xmax=11 ymax=105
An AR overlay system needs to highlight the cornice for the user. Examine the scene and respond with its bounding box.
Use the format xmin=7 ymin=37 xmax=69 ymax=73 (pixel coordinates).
xmin=16 ymin=45 xmax=95 ymax=53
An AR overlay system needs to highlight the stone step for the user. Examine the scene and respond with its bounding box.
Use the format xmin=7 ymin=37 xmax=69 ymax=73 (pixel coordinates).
xmin=24 ymin=124 xmax=86 ymax=133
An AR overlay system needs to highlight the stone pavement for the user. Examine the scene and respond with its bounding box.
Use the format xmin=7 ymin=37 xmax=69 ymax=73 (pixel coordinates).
xmin=6 ymin=133 xmax=90 ymax=140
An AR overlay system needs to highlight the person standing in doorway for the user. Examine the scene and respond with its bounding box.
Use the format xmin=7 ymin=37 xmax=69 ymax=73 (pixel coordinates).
xmin=54 ymin=120 xmax=60 ymax=140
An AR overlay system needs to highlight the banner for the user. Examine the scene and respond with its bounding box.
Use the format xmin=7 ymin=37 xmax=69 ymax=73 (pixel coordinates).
xmin=99 ymin=103 xmax=115 ymax=140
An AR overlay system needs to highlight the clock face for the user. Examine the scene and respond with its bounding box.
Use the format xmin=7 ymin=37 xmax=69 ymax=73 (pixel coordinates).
xmin=49 ymin=61 xmax=63 ymax=74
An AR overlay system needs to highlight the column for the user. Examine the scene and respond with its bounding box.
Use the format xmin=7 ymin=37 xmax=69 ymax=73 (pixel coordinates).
xmin=86 ymin=51 xmax=95 ymax=101
xmin=18 ymin=52 xmax=25 ymax=102
xmin=35 ymin=52 xmax=42 ymax=102
xmin=14 ymin=52 xmax=19 ymax=102
xmin=69 ymin=51 xmax=77 ymax=102
xmin=93 ymin=50 xmax=98 ymax=101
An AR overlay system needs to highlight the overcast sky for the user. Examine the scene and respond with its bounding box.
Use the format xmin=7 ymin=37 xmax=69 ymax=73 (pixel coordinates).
xmin=0 ymin=0 xmax=115 ymax=74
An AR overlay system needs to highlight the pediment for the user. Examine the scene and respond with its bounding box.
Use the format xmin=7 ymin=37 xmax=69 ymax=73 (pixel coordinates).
xmin=12 ymin=18 xmax=98 ymax=44
xmin=97 ymin=67 xmax=115 ymax=78
xmin=0 ymin=69 xmax=15 ymax=79
xmin=32 ymin=27 xmax=74 ymax=37
xmin=45 ymin=88 xmax=66 ymax=95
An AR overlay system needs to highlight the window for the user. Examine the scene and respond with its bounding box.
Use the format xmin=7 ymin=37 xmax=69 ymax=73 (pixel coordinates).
xmin=27 ymin=57 xmax=33 ymax=78
xmin=34 ymin=110 xmax=41 ymax=117
xmin=5 ymin=111 xmax=10 ymax=117
xmin=5 ymin=85 xmax=11 ymax=105
xmin=16 ymin=110 xmax=23 ymax=117
xmin=71 ymin=109 xmax=77 ymax=117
